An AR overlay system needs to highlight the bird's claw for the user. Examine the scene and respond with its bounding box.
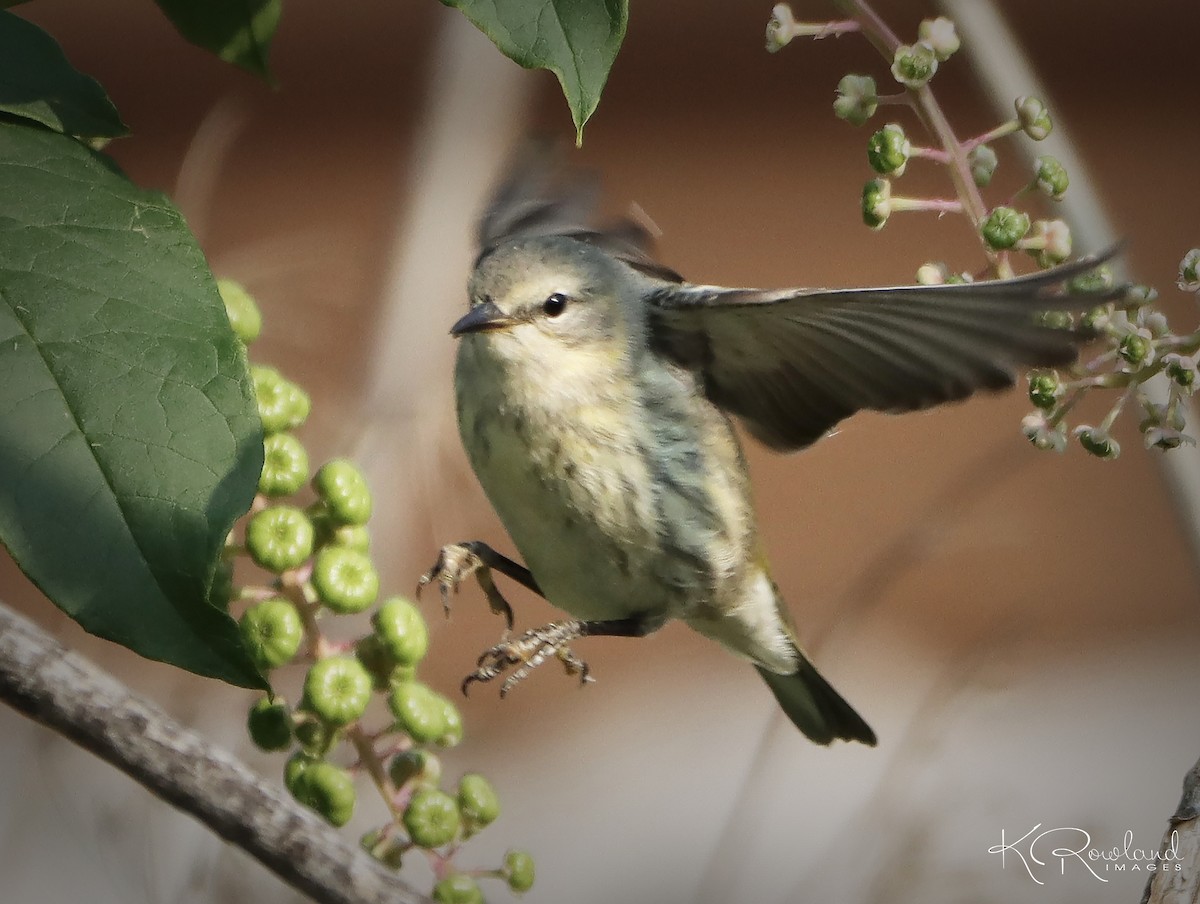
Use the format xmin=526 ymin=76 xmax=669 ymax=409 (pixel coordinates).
xmin=416 ymin=542 xmax=515 ymax=628
xmin=462 ymin=620 xmax=594 ymax=698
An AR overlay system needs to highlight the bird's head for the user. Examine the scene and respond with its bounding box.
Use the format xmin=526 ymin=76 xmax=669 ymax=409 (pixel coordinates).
xmin=452 ymin=237 xmax=644 ymax=379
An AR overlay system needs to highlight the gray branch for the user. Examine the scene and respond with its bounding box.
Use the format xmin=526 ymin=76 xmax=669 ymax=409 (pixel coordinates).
xmin=1141 ymin=756 xmax=1200 ymax=904
xmin=0 ymin=600 xmax=428 ymax=904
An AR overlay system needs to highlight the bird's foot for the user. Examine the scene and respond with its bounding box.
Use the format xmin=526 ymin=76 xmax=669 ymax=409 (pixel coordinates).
xmin=416 ymin=542 xmax=514 ymax=629
xmin=462 ymin=620 xmax=595 ymax=698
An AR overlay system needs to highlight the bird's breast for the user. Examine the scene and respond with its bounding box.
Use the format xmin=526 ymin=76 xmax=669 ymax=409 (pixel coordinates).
xmin=453 ymin=335 xmax=751 ymax=624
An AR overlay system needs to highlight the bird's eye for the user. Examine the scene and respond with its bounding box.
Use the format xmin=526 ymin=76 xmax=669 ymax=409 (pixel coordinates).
xmin=542 ymin=293 xmax=568 ymax=318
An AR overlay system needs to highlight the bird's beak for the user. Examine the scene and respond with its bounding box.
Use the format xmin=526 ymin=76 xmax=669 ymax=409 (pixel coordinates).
xmin=450 ymin=300 xmax=514 ymax=337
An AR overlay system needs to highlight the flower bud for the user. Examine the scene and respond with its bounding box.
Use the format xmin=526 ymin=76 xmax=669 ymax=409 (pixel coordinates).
xmin=281 ymin=382 xmax=311 ymax=431
xmin=437 ymin=695 xmax=464 ymax=748
xmin=1027 ymin=219 xmax=1072 ymax=268
xmin=293 ymin=717 xmax=332 ymax=756
xmin=968 ymin=144 xmax=998 ymax=187
xmin=891 ymin=43 xmax=938 ymax=88
xmin=389 ymin=749 xmax=443 ymax=789
xmin=1027 ymin=371 xmax=1061 ymax=410
xmin=373 ymin=597 xmax=430 ymax=667
xmin=331 ymin=524 xmax=371 ymax=551
xmin=918 ymin=17 xmax=960 ymax=60
xmin=247 ymin=697 xmax=293 ymax=751
xmin=355 ymin=635 xmax=398 ymax=690
xmin=505 ymin=850 xmax=536 ymax=893
xmin=765 ymin=3 xmax=797 ymax=52
xmin=1146 ymin=430 xmax=1195 ymax=451
xmin=404 ymin=788 xmax=461 ymax=849
xmin=292 ymin=761 xmax=356 ymax=827
xmin=312 ymin=546 xmax=379 ymax=614
xmin=916 ymin=262 xmax=949 ymax=285
xmin=240 ymin=598 xmax=304 ymax=670
xmin=304 ymin=656 xmax=373 ymax=727
xmin=390 ymin=681 xmax=448 ymax=744
xmin=253 ymin=366 xmax=310 ymax=433
xmin=1074 ymin=426 xmax=1120 ymax=460
xmin=1179 ymin=249 xmax=1200 ymax=293
xmin=1141 ymin=403 xmax=1195 ymax=450
xmin=432 ymin=875 xmax=484 ymax=904
xmin=284 ymin=752 xmax=317 ymax=795
xmin=245 ymin=505 xmax=314 ymax=573
xmin=457 ymin=773 xmax=501 ymax=832
xmin=1165 ymin=354 xmax=1197 ymax=389
xmin=834 ymin=74 xmax=878 ymax=126
xmin=218 ymin=279 xmax=262 ymax=343
xmin=1021 ymin=413 xmax=1067 ymax=452
xmin=1038 ymin=310 xmax=1074 ymax=330
xmin=1015 ymin=96 xmax=1052 ymax=140
xmin=1035 ymin=155 xmax=1069 ymax=199
xmin=866 ymin=123 xmax=910 ymax=176
xmin=1118 ymin=334 xmax=1153 ymax=368
xmin=1080 ymin=304 xmax=1113 ymax=333
xmin=861 ymin=178 xmax=891 ymax=229
xmin=1125 ymin=284 xmax=1159 ymax=307
xmin=981 ymin=206 xmax=1031 ymax=250
xmin=259 ymin=432 xmax=309 ymax=498
xmin=1068 ymin=266 xmax=1115 ymax=295
xmin=1140 ymin=309 xmax=1170 ymax=338
xmin=312 ymin=459 xmax=373 ymax=526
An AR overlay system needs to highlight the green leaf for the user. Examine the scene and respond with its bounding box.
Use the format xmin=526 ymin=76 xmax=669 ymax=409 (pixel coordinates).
xmin=0 ymin=121 xmax=266 ymax=689
xmin=0 ymin=10 xmax=128 ymax=138
xmin=153 ymin=0 xmax=281 ymax=79
xmin=444 ymin=0 xmax=628 ymax=143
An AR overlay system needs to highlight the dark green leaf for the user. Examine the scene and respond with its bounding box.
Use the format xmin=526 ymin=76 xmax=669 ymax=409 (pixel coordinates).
xmin=0 ymin=10 xmax=127 ymax=138
xmin=153 ymin=0 xmax=281 ymax=79
xmin=444 ymin=0 xmax=628 ymax=142
xmin=0 ymin=121 xmax=266 ymax=689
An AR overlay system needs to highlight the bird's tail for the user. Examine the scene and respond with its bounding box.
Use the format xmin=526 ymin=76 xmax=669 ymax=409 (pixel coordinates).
xmin=756 ymin=640 xmax=876 ymax=746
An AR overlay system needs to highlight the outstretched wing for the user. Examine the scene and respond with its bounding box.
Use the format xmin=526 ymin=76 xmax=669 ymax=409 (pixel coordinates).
xmin=476 ymin=140 xmax=684 ymax=282
xmin=648 ymin=254 xmax=1122 ymax=451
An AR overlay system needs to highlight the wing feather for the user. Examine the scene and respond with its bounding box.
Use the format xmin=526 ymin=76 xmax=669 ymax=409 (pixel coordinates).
xmin=650 ymin=253 xmax=1123 ymax=450
xmin=477 ymin=141 xmax=684 ymax=281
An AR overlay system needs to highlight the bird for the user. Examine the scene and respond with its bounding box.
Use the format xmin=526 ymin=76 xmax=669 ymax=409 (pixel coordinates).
xmin=418 ymin=144 xmax=1117 ymax=746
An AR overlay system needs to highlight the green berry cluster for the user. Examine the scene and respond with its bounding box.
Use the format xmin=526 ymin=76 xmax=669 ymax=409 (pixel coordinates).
xmin=1021 ymin=252 xmax=1200 ymax=458
xmin=769 ymin=7 xmax=1070 ymax=268
xmin=216 ymin=281 xmax=534 ymax=898
xmin=766 ymin=6 xmax=1199 ymax=459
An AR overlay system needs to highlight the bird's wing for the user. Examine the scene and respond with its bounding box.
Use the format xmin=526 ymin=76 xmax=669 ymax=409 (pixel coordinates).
xmin=648 ymin=253 xmax=1122 ymax=451
xmin=476 ymin=140 xmax=684 ymax=282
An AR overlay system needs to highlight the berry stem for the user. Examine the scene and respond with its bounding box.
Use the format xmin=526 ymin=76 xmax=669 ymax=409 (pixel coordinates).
xmin=891 ymin=196 xmax=964 ymax=214
xmin=830 ymin=0 xmax=1009 ymax=276
xmin=280 ymin=570 xmax=333 ymax=660
xmin=908 ymin=145 xmax=951 ymax=163
xmin=961 ymin=120 xmax=1020 ymax=152
xmin=793 ymin=18 xmax=862 ymax=38
xmin=1100 ymin=388 xmax=1134 ymax=433
xmin=347 ymin=725 xmax=405 ymax=820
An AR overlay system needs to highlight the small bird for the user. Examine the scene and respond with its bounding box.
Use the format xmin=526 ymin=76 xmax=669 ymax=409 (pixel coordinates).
xmin=420 ymin=146 xmax=1114 ymax=746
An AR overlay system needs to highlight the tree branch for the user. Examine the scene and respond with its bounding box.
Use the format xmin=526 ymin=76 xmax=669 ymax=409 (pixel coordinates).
xmin=0 ymin=599 xmax=429 ymax=904
xmin=1142 ymin=756 xmax=1200 ymax=904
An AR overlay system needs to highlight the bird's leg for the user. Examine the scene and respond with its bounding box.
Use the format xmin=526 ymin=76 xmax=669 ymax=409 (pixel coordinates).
xmin=417 ymin=540 xmax=543 ymax=630
xmin=419 ymin=544 xmax=657 ymax=696
xmin=463 ymin=616 xmax=654 ymax=698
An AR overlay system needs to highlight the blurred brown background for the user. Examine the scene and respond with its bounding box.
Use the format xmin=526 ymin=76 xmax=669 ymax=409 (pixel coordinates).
xmin=1 ymin=1 xmax=1198 ymax=902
